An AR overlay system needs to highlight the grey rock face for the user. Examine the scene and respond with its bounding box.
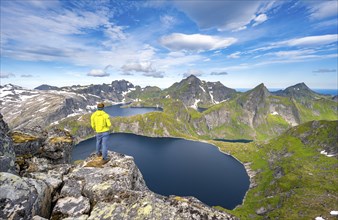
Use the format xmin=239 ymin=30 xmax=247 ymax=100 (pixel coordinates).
xmin=0 ymin=113 xmax=16 ymax=174
xmin=52 ymin=196 xmax=91 ymax=219
xmin=0 ymin=172 xmax=51 ymax=219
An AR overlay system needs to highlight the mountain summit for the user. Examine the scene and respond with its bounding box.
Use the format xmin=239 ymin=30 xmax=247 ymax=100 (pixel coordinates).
xmin=164 ymin=75 xmax=236 ymax=108
xmin=273 ymin=82 xmax=321 ymax=100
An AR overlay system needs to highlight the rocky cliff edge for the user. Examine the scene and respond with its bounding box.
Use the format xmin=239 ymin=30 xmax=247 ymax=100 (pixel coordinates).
xmin=0 ymin=113 xmax=236 ymax=220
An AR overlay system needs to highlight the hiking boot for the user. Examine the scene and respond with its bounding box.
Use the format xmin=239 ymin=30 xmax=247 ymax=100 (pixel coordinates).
xmin=101 ymin=158 xmax=109 ymax=164
xmin=96 ymin=152 xmax=102 ymax=157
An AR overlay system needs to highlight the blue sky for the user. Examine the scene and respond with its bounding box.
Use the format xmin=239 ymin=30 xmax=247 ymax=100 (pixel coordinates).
xmin=1 ymin=0 xmax=337 ymax=89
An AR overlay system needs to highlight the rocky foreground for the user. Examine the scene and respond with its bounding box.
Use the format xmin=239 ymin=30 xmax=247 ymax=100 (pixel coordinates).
xmin=0 ymin=113 xmax=236 ymax=220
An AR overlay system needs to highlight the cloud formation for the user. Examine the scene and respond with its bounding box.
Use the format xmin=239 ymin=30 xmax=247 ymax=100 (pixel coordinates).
xmin=307 ymin=1 xmax=338 ymax=20
xmin=253 ymin=14 xmax=268 ymax=26
xmin=210 ymin=71 xmax=228 ymax=75
xmin=160 ymin=33 xmax=237 ymax=51
xmin=87 ymin=65 xmax=112 ymax=77
xmin=312 ymin=69 xmax=336 ymax=73
xmin=0 ymin=72 xmax=15 ymax=78
xmin=21 ymin=74 xmax=33 ymax=78
xmin=173 ymin=1 xmax=274 ymax=31
xmin=121 ymin=62 xmax=164 ymax=78
xmin=227 ymin=52 xmax=241 ymax=59
xmin=281 ymin=34 xmax=338 ymax=47
xmin=183 ymin=69 xmax=204 ymax=78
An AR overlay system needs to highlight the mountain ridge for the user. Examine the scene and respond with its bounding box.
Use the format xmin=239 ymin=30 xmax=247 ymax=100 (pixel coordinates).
xmin=1 ymin=76 xmax=337 ymax=142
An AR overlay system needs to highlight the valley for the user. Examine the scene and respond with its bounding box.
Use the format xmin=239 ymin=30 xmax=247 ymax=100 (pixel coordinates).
xmin=1 ymin=75 xmax=337 ymax=219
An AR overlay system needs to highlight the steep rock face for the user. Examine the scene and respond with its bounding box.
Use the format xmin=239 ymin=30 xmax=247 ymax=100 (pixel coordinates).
xmin=237 ymin=83 xmax=271 ymax=127
xmin=0 ymin=113 xmax=16 ymax=174
xmin=11 ymin=127 xmax=73 ymax=165
xmin=164 ymin=75 xmax=236 ymax=108
xmin=52 ymin=152 xmax=236 ymax=220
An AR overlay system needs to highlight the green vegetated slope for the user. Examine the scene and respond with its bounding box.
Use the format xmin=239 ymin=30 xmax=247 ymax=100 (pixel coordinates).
xmin=213 ymin=121 xmax=338 ymax=219
xmin=213 ymin=120 xmax=338 ymax=219
xmin=55 ymin=83 xmax=337 ymax=144
xmin=126 ymin=83 xmax=337 ymax=141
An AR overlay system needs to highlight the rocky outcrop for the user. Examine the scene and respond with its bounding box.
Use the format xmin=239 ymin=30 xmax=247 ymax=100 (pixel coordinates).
xmin=52 ymin=152 xmax=236 ymax=220
xmin=0 ymin=118 xmax=74 ymax=220
xmin=11 ymin=127 xmax=73 ymax=166
xmin=0 ymin=113 xmax=16 ymax=173
xmin=0 ymin=115 xmax=235 ymax=219
xmin=0 ymin=172 xmax=51 ymax=219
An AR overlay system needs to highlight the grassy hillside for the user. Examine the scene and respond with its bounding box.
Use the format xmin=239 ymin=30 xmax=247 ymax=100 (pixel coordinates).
xmin=213 ymin=120 xmax=338 ymax=219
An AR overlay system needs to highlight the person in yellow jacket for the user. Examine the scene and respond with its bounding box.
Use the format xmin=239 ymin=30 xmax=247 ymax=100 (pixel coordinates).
xmin=91 ymin=103 xmax=111 ymax=161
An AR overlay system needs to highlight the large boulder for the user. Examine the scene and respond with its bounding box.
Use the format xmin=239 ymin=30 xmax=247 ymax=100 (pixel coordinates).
xmin=0 ymin=172 xmax=51 ymax=219
xmin=0 ymin=113 xmax=16 ymax=174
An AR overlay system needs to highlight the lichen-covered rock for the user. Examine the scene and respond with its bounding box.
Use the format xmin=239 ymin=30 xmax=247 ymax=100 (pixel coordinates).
xmin=65 ymin=153 xmax=147 ymax=204
xmin=54 ymin=151 xmax=236 ymax=220
xmin=0 ymin=113 xmax=16 ymax=174
xmin=10 ymin=129 xmax=44 ymax=157
xmin=12 ymin=127 xmax=74 ymax=175
xmin=51 ymin=196 xmax=90 ymax=219
xmin=40 ymin=129 xmax=73 ymax=164
xmin=0 ymin=172 xmax=51 ymax=219
xmin=88 ymin=192 xmax=236 ymax=220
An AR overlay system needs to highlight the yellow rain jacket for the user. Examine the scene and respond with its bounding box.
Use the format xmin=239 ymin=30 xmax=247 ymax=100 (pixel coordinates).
xmin=91 ymin=110 xmax=111 ymax=133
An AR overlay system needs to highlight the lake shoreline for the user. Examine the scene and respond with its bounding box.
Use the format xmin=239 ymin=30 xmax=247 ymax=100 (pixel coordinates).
xmin=73 ymin=131 xmax=254 ymax=211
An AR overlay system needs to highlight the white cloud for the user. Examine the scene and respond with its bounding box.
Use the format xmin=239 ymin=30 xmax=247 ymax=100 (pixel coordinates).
xmin=87 ymin=69 xmax=109 ymax=77
xmin=160 ymin=33 xmax=237 ymax=51
xmin=274 ymin=49 xmax=315 ymax=57
xmin=21 ymin=74 xmax=33 ymax=78
xmin=227 ymin=52 xmax=241 ymax=59
xmin=121 ymin=62 xmax=164 ymax=78
xmin=253 ymin=14 xmax=268 ymax=27
xmin=210 ymin=71 xmax=228 ymax=75
xmin=160 ymin=15 xmax=176 ymax=28
xmin=183 ymin=69 xmax=204 ymax=77
xmin=232 ymin=26 xmax=247 ymax=32
xmin=173 ymin=1 xmax=275 ymax=31
xmin=0 ymin=72 xmax=15 ymax=78
xmin=307 ymin=1 xmax=338 ymax=20
xmin=313 ymin=69 xmax=336 ymax=73
xmin=281 ymin=34 xmax=338 ymax=47
xmin=87 ymin=65 xmax=111 ymax=77
xmin=143 ymin=72 xmax=164 ymax=78
xmin=121 ymin=62 xmax=154 ymax=73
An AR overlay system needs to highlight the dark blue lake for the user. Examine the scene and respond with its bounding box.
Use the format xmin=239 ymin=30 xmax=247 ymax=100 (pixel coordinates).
xmin=73 ymin=133 xmax=250 ymax=209
xmin=104 ymin=103 xmax=162 ymax=117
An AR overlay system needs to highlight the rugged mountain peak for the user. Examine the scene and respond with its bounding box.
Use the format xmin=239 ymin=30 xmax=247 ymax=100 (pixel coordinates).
xmin=273 ymin=82 xmax=319 ymax=99
xmin=249 ymin=83 xmax=271 ymax=98
xmin=111 ymin=80 xmax=134 ymax=92
xmin=34 ymin=84 xmax=60 ymax=91
xmin=0 ymin=83 xmax=24 ymax=91
xmin=165 ymin=75 xmax=236 ymax=108
xmin=185 ymin=74 xmax=201 ymax=83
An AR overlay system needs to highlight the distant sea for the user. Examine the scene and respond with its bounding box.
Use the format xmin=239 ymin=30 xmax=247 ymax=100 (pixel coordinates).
xmin=236 ymin=88 xmax=338 ymax=96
